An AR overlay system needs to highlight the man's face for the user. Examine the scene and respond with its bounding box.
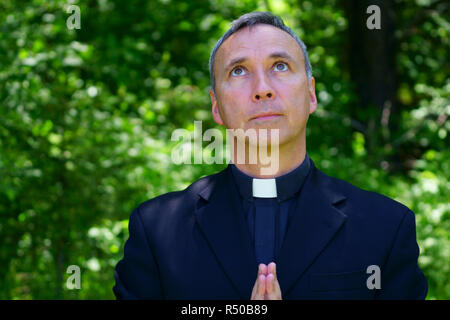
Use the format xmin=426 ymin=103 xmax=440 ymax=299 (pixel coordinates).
xmin=210 ymin=24 xmax=317 ymax=147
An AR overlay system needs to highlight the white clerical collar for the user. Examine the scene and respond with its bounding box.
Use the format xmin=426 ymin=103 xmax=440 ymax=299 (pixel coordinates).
xmin=252 ymin=178 xmax=277 ymax=198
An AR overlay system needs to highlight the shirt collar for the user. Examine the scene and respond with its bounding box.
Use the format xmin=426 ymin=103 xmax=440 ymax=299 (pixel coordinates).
xmin=230 ymin=152 xmax=312 ymax=202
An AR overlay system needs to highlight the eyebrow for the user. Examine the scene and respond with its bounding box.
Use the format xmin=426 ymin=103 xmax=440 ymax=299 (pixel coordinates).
xmin=224 ymin=51 xmax=296 ymax=73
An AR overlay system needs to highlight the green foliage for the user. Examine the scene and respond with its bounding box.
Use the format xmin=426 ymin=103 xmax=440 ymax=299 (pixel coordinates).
xmin=0 ymin=0 xmax=448 ymax=299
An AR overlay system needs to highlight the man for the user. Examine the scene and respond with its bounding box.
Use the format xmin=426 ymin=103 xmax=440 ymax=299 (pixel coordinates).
xmin=113 ymin=11 xmax=427 ymax=299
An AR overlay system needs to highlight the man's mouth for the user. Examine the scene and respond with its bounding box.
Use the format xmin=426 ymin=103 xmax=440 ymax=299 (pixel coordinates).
xmin=254 ymin=115 xmax=280 ymax=120
xmin=250 ymin=113 xmax=282 ymax=121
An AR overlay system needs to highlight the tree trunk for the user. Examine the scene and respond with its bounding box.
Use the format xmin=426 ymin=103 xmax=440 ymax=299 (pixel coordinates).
xmin=343 ymin=0 xmax=398 ymax=163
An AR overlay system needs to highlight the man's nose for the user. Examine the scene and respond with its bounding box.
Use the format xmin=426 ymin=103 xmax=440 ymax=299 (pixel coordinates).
xmin=252 ymin=71 xmax=275 ymax=102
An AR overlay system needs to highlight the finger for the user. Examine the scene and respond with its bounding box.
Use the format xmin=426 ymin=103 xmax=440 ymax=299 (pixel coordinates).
xmin=251 ymin=274 xmax=266 ymax=300
xmin=272 ymin=276 xmax=282 ymax=300
xmin=257 ymin=274 xmax=266 ymax=298
xmin=266 ymin=263 xmax=282 ymax=300
xmin=259 ymin=263 xmax=268 ymax=276
xmin=266 ymin=273 xmax=274 ymax=294
xmin=268 ymin=262 xmax=276 ymax=279
xmin=251 ymin=271 xmax=261 ymax=299
xmin=251 ymin=264 xmax=268 ymax=299
xmin=251 ymin=274 xmax=267 ymax=300
xmin=250 ymin=277 xmax=258 ymax=299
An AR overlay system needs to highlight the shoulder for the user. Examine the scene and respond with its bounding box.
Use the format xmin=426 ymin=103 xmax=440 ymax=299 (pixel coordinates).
xmin=132 ymin=167 xmax=227 ymax=223
xmin=314 ymin=165 xmax=414 ymax=224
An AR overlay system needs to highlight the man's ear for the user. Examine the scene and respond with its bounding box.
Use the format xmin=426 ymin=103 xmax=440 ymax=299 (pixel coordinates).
xmin=210 ymin=89 xmax=224 ymax=125
xmin=308 ymin=76 xmax=317 ymax=114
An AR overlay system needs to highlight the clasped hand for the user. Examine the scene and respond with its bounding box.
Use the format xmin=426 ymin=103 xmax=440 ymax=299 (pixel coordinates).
xmin=250 ymin=262 xmax=282 ymax=300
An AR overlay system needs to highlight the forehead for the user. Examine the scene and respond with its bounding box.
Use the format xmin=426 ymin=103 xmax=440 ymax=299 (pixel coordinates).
xmin=215 ymin=24 xmax=304 ymax=70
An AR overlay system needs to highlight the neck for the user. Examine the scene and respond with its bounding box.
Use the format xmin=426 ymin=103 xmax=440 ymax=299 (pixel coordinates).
xmin=231 ymin=134 xmax=307 ymax=178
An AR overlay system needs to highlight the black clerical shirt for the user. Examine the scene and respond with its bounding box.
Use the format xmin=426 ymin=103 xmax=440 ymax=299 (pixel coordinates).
xmin=230 ymin=153 xmax=312 ymax=263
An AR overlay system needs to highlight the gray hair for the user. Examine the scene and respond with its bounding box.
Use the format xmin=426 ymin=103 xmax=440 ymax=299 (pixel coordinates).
xmin=208 ymin=11 xmax=312 ymax=97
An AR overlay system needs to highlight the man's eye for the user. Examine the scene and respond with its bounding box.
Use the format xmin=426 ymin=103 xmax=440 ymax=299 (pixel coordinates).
xmin=274 ymin=62 xmax=288 ymax=72
xmin=231 ymin=67 xmax=246 ymax=76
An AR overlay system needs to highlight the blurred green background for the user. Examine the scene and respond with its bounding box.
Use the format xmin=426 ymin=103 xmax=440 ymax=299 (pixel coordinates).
xmin=0 ymin=0 xmax=448 ymax=299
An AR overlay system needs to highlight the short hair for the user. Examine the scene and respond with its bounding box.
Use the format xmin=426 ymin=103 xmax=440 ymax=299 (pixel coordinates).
xmin=209 ymin=11 xmax=313 ymax=97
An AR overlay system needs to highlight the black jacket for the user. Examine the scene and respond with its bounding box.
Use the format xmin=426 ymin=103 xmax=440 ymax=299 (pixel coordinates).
xmin=113 ymin=158 xmax=427 ymax=299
